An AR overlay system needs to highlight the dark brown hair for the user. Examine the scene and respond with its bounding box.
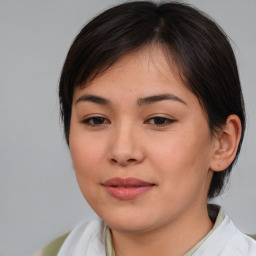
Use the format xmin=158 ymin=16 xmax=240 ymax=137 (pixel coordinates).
xmin=59 ymin=1 xmax=246 ymax=198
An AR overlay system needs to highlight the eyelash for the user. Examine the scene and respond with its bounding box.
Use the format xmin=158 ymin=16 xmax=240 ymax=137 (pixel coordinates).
xmin=81 ymin=116 xmax=176 ymax=127
xmin=144 ymin=116 xmax=176 ymax=126
xmin=82 ymin=116 xmax=110 ymax=126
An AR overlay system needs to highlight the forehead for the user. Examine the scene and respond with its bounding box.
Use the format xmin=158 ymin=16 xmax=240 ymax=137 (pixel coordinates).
xmin=73 ymin=45 xmax=190 ymax=100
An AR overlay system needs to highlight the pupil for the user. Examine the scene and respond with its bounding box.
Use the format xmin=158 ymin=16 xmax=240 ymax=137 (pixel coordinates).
xmin=93 ymin=117 xmax=104 ymax=124
xmin=154 ymin=117 xmax=165 ymax=124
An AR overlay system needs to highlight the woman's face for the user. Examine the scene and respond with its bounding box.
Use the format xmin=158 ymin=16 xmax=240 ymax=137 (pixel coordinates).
xmin=69 ymin=46 xmax=218 ymax=233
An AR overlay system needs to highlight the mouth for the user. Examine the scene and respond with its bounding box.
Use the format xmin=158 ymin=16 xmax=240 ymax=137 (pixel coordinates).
xmin=102 ymin=177 xmax=155 ymax=200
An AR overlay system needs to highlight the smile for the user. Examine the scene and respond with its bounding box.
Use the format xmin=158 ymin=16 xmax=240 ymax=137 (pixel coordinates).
xmin=102 ymin=177 xmax=155 ymax=200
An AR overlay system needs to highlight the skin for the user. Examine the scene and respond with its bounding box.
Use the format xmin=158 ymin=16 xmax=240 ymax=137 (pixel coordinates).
xmin=69 ymin=46 xmax=240 ymax=256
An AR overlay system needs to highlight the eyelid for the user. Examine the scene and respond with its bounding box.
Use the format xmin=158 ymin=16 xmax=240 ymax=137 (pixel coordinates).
xmin=144 ymin=115 xmax=176 ymax=126
xmin=80 ymin=114 xmax=176 ymax=127
xmin=81 ymin=116 xmax=111 ymax=126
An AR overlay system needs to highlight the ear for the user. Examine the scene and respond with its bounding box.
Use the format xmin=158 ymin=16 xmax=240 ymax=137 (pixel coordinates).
xmin=210 ymin=114 xmax=242 ymax=172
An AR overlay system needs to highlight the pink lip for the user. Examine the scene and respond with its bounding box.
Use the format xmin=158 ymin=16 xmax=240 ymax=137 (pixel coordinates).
xmin=102 ymin=177 xmax=155 ymax=200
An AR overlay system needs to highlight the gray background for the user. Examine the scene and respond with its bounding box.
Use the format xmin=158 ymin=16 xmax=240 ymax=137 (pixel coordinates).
xmin=0 ymin=0 xmax=255 ymax=255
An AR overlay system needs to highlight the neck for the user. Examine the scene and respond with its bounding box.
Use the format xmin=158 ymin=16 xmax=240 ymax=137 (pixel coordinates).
xmin=111 ymin=203 xmax=213 ymax=256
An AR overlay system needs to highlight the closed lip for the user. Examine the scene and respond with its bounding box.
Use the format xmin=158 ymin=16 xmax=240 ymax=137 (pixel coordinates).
xmin=102 ymin=177 xmax=155 ymax=187
xmin=102 ymin=177 xmax=155 ymax=200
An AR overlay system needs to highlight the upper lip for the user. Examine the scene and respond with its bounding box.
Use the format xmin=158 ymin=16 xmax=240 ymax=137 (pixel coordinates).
xmin=103 ymin=177 xmax=155 ymax=187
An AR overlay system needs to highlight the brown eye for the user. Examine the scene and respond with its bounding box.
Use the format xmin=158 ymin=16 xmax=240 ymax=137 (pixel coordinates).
xmin=82 ymin=116 xmax=110 ymax=126
xmin=152 ymin=117 xmax=167 ymax=125
xmin=145 ymin=116 xmax=176 ymax=126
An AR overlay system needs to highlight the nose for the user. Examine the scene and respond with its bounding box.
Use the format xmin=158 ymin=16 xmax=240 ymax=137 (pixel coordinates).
xmin=109 ymin=124 xmax=145 ymax=167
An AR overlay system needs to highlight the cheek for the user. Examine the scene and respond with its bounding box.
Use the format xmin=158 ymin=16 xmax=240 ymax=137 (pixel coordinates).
xmin=69 ymin=138 xmax=103 ymax=203
xmin=150 ymin=133 xmax=212 ymax=208
xmin=69 ymin=129 xmax=106 ymax=181
xmin=147 ymin=131 xmax=191 ymax=166
xmin=148 ymin=126 xmax=213 ymax=179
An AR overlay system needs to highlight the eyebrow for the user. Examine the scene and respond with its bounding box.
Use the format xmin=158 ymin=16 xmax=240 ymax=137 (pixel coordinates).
xmin=75 ymin=95 xmax=111 ymax=105
xmin=75 ymin=93 xmax=187 ymax=106
xmin=138 ymin=93 xmax=187 ymax=106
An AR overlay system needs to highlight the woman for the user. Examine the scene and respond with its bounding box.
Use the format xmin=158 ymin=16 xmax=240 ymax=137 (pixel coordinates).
xmin=37 ymin=1 xmax=256 ymax=255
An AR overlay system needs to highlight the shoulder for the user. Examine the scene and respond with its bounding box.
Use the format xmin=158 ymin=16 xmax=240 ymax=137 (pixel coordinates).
xmin=193 ymin=210 xmax=256 ymax=256
xmin=213 ymin=216 xmax=256 ymax=255
xmin=224 ymin=230 xmax=256 ymax=255
xmin=39 ymin=219 xmax=104 ymax=256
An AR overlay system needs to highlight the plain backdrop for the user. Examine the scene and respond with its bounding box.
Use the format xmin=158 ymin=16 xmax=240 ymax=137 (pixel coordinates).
xmin=0 ymin=0 xmax=256 ymax=255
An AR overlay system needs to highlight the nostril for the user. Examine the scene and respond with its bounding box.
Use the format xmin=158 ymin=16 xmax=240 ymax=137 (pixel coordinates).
xmin=127 ymin=158 xmax=136 ymax=162
xmin=111 ymin=159 xmax=118 ymax=163
xmin=110 ymin=158 xmax=136 ymax=165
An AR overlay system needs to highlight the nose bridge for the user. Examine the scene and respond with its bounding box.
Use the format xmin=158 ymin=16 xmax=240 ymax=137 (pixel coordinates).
xmin=109 ymin=119 xmax=144 ymax=165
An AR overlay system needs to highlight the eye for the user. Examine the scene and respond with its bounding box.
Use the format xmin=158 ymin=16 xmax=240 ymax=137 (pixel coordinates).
xmin=82 ymin=116 xmax=110 ymax=126
xmin=145 ymin=116 xmax=176 ymax=126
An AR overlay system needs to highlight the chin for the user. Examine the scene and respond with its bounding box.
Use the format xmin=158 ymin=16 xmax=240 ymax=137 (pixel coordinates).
xmin=108 ymin=221 xmax=151 ymax=234
xmin=102 ymin=211 xmax=159 ymax=234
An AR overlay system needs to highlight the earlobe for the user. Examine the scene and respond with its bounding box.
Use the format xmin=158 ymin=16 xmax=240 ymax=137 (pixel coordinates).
xmin=210 ymin=115 xmax=242 ymax=172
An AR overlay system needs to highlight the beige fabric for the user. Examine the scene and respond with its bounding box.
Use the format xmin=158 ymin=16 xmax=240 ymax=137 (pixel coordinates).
xmin=184 ymin=206 xmax=225 ymax=255
xmin=32 ymin=250 xmax=43 ymax=256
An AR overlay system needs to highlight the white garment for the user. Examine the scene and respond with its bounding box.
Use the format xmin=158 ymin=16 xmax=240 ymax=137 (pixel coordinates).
xmin=57 ymin=219 xmax=106 ymax=256
xmin=57 ymin=214 xmax=256 ymax=256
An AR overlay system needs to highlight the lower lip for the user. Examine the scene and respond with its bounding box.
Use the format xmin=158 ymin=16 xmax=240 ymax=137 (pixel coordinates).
xmin=104 ymin=185 xmax=154 ymax=200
